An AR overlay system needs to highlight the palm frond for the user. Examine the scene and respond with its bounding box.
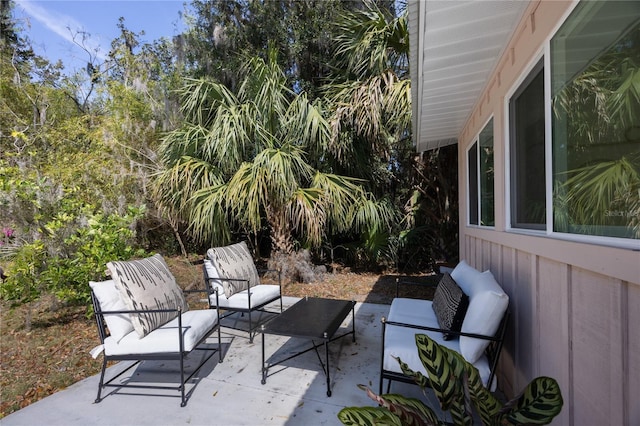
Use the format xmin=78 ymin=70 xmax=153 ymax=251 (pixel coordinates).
xmin=286 ymin=188 xmax=326 ymax=247
xmin=285 ymin=94 xmax=331 ymax=153
xmin=159 ymin=124 xmax=210 ymax=165
xmin=189 ymin=182 xmax=232 ymax=245
xmin=353 ymin=195 xmax=399 ymax=235
xmin=152 ymin=156 xmax=224 ymax=223
xmin=312 ymin=172 xmax=366 ymax=233
xmin=178 ymin=78 xmax=238 ymax=126
xmin=333 ymin=1 xmax=407 ymax=78
xmin=562 ymin=156 xmax=640 ymax=227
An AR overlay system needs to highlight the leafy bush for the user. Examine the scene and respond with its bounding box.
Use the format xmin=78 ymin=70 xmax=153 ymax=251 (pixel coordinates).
xmin=1 ymin=206 xmax=147 ymax=305
xmin=1 ymin=158 xmax=148 ymax=305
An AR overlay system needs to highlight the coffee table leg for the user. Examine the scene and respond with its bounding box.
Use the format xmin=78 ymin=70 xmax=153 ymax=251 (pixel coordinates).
xmin=261 ymin=327 xmax=267 ymax=385
xmin=324 ymin=332 xmax=331 ymax=397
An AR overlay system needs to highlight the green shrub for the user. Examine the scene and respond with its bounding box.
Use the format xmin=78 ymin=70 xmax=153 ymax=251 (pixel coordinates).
xmin=1 ymin=206 xmax=147 ymax=305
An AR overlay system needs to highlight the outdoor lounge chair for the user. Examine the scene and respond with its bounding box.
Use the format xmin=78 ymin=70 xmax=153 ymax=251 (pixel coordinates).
xmin=380 ymin=261 xmax=509 ymax=394
xmin=203 ymin=241 xmax=282 ymax=342
xmin=89 ymin=254 xmax=223 ymax=407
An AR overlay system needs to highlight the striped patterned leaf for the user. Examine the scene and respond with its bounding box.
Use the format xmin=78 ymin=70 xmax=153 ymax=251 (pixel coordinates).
xmin=414 ymin=334 xmax=474 ymax=425
xmin=414 ymin=334 xmax=464 ymax=409
xmin=383 ymin=394 xmax=443 ymax=425
xmin=396 ymin=356 xmax=431 ymax=388
xmin=356 ymin=385 xmax=442 ymax=425
xmin=499 ymin=376 xmax=564 ymax=425
xmin=465 ymin=372 xmax=501 ymax=424
xmin=456 ymin=353 xmax=501 ymax=424
xmin=337 ymin=406 xmax=403 ymax=425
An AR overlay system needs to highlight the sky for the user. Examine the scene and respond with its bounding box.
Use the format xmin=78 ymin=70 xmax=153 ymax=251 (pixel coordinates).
xmin=14 ymin=0 xmax=188 ymax=72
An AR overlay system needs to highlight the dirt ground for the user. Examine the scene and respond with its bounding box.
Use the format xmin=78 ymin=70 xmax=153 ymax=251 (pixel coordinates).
xmin=0 ymin=257 xmax=438 ymax=417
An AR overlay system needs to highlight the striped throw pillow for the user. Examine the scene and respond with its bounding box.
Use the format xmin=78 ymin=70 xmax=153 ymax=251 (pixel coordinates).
xmin=107 ymin=254 xmax=188 ymax=338
xmin=431 ymin=272 xmax=469 ymax=340
xmin=206 ymin=241 xmax=260 ymax=299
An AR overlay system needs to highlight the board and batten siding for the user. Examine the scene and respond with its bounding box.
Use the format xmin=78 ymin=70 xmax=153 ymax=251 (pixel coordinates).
xmin=462 ymin=232 xmax=638 ymax=425
xmin=456 ymin=1 xmax=640 ymax=425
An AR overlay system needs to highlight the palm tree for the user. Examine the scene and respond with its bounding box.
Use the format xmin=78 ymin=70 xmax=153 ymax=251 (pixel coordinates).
xmin=323 ymin=1 xmax=459 ymax=269
xmin=153 ymin=50 xmax=392 ymax=277
xmin=325 ymin=0 xmax=411 ymax=187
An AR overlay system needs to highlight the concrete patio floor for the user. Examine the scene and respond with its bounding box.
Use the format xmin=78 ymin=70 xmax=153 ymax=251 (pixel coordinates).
xmin=2 ymin=297 xmax=443 ymax=426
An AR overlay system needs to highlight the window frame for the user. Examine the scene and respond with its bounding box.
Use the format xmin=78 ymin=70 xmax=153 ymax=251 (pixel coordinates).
xmin=467 ymin=116 xmax=495 ymax=228
xmin=505 ymin=55 xmax=547 ymax=234
xmin=502 ymin=0 xmax=639 ymax=250
xmin=467 ymin=140 xmax=479 ymax=226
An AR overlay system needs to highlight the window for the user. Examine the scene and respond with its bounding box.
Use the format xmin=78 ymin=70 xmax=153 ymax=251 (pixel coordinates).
xmin=468 ymin=142 xmax=478 ymax=225
xmin=468 ymin=118 xmax=494 ymax=226
xmin=551 ymin=1 xmax=639 ymax=240
xmin=509 ymin=61 xmax=546 ymax=230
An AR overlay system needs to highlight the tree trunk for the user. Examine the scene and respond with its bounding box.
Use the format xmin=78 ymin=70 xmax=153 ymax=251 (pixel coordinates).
xmin=267 ymin=249 xmax=326 ymax=285
xmin=266 ymin=206 xmax=325 ymax=284
xmin=266 ymin=205 xmax=295 ymax=254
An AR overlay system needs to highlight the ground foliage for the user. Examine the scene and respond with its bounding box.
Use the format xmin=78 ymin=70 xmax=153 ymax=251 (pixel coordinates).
xmin=0 ymin=256 xmax=436 ymax=418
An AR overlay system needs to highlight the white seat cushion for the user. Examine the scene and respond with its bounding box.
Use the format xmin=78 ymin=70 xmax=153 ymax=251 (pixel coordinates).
xmin=103 ymin=309 xmax=219 ymax=356
xmin=385 ymin=298 xmax=494 ymax=390
xmin=209 ymin=284 xmax=280 ymax=310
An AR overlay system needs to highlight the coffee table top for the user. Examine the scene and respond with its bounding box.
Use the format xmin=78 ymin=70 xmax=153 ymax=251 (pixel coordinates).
xmin=261 ymin=297 xmax=355 ymax=340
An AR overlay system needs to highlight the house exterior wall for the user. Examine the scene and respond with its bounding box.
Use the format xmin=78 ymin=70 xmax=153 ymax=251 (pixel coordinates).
xmin=457 ymin=1 xmax=640 ymax=424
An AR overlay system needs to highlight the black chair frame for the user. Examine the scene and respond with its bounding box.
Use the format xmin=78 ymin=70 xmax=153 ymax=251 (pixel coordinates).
xmin=379 ymin=309 xmax=509 ymax=395
xmin=203 ymin=264 xmax=283 ymax=342
xmin=91 ymin=289 xmax=223 ymax=407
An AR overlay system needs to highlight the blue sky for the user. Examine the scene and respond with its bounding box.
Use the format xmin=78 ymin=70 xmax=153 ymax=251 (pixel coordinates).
xmin=14 ymin=0 xmax=187 ymax=72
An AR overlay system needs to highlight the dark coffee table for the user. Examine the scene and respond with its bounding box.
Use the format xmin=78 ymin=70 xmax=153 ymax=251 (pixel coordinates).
xmin=260 ymin=297 xmax=356 ymax=396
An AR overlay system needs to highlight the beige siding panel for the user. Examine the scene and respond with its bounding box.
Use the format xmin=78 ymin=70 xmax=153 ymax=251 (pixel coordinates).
xmin=627 ymin=282 xmax=639 ymax=425
xmin=537 ymin=258 xmax=571 ymax=426
xmin=489 ymin=241 xmax=502 ymax=283
xmin=513 ymin=250 xmax=534 ymax=392
xmin=497 ymin=246 xmax=517 ymax=397
xmin=481 ymin=239 xmax=491 ymax=270
xmin=571 ymin=268 xmax=624 ymax=426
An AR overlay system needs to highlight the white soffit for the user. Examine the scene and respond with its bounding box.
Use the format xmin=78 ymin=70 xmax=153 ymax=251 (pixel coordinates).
xmin=409 ymin=0 xmax=529 ymax=152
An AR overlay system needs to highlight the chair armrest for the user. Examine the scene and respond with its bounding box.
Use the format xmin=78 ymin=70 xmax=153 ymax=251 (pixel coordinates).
xmin=208 ymin=277 xmax=250 ymax=283
xmin=97 ymin=307 xmax=181 ymax=316
xmin=381 ymin=317 xmax=500 ymax=342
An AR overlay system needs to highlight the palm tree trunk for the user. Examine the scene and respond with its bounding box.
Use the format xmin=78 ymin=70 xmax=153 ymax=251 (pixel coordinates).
xmin=266 ymin=205 xmax=295 ymax=254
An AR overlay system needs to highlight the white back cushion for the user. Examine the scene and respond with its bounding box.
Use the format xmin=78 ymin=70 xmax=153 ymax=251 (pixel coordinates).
xmin=450 ymin=260 xmax=484 ymax=296
xmin=459 ymin=270 xmax=509 ymax=363
xmin=89 ymin=279 xmax=134 ymax=342
xmin=203 ymin=259 xmax=225 ymax=297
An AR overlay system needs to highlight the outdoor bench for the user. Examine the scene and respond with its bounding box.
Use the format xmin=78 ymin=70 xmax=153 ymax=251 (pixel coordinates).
xmin=380 ymin=260 xmax=509 ymax=394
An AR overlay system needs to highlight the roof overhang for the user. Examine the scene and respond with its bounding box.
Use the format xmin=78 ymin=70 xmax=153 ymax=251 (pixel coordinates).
xmin=409 ymin=0 xmax=529 ymax=152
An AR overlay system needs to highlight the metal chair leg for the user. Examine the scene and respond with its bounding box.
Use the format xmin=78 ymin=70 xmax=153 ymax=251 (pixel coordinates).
xmin=95 ymin=357 xmax=108 ymax=403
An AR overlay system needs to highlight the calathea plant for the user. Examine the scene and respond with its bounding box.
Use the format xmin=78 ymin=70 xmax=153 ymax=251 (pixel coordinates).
xmin=338 ymin=334 xmax=563 ymax=426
